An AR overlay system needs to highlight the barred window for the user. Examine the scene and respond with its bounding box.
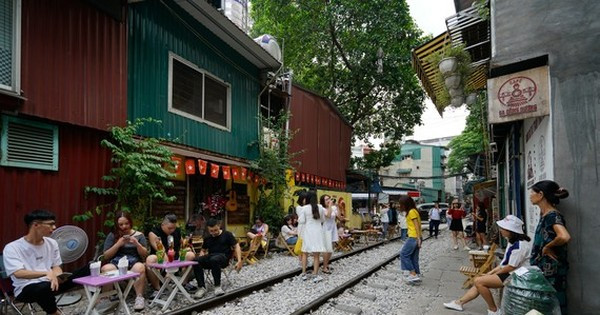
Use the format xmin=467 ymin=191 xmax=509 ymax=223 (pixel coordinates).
xmin=0 ymin=0 xmax=20 ymax=93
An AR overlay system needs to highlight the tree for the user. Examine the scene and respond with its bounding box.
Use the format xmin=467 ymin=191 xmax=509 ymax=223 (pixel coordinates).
xmin=447 ymin=92 xmax=489 ymax=174
xmin=74 ymin=118 xmax=176 ymax=239
xmin=251 ymin=0 xmax=427 ymax=169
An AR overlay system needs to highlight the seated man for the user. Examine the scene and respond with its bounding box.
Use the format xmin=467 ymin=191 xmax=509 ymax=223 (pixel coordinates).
xmin=146 ymin=214 xmax=196 ymax=294
xmin=192 ymin=219 xmax=242 ymax=298
xmin=2 ymin=209 xmax=88 ymax=315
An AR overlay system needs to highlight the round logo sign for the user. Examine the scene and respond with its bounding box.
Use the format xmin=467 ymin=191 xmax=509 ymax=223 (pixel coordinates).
xmin=497 ymin=76 xmax=537 ymax=107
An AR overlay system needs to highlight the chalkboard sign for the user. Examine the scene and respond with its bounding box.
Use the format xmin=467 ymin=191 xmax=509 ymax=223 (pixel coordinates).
xmin=152 ymin=181 xmax=186 ymax=218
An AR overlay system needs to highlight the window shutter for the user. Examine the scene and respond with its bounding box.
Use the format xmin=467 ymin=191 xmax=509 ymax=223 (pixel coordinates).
xmin=0 ymin=0 xmax=14 ymax=88
xmin=1 ymin=116 xmax=59 ymax=171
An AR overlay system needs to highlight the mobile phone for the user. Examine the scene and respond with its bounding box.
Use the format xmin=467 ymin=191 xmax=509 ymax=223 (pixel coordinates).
xmin=57 ymin=272 xmax=72 ymax=281
xmin=123 ymin=235 xmax=131 ymax=241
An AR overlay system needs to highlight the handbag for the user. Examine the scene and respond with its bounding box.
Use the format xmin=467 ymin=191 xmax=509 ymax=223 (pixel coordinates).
xmin=293 ymin=237 xmax=303 ymax=255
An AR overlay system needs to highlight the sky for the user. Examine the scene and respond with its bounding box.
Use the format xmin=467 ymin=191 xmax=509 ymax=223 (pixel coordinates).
xmin=406 ymin=0 xmax=469 ymax=141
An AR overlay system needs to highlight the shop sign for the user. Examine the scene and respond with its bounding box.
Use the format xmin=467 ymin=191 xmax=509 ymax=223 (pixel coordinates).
xmin=488 ymin=66 xmax=550 ymax=124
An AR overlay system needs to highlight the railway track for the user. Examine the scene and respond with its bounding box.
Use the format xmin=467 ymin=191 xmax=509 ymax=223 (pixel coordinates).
xmin=167 ymin=234 xmax=433 ymax=315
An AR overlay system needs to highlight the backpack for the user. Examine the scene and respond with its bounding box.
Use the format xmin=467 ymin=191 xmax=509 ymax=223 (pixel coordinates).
xmin=388 ymin=208 xmax=398 ymax=225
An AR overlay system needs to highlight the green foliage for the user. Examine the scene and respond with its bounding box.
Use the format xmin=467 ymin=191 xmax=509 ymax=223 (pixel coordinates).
xmin=474 ymin=0 xmax=490 ymax=21
xmin=74 ymin=118 xmax=176 ymax=236
xmin=447 ymin=92 xmax=488 ymax=174
xmin=251 ymin=0 xmax=426 ymax=169
xmin=250 ymin=112 xmax=299 ymax=233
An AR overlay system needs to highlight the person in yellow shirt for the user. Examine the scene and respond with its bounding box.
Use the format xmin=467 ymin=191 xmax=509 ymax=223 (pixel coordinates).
xmin=398 ymin=195 xmax=422 ymax=284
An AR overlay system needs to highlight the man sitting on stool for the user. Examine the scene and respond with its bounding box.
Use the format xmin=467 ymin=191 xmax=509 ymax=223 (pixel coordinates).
xmin=192 ymin=218 xmax=242 ymax=298
xmin=2 ymin=209 xmax=89 ymax=315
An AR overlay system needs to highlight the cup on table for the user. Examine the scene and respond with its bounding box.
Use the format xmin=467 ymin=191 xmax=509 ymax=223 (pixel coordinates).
xmin=118 ymin=265 xmax=127 ymax=275
xmin=179 ymin=248 xmax=188 ymax=261
xmin=483 ymin=245 xmax=490 ymax=251
xmin=156 ymin=250 xmax=165 ymax=264
xmin=90 ymin=262 xmax=101 ymax=277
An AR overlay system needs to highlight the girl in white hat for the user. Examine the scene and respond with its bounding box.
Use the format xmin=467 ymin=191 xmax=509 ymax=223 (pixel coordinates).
xmin=443 ymin=215 xmax=531 ymax=315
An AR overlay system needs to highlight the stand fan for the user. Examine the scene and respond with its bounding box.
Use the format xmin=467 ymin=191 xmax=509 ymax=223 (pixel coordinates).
xmin=51 ymin=225 xmax=89 ymax=306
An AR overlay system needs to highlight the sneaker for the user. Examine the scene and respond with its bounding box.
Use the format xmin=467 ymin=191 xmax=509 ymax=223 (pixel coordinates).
xmin=312 ymin=275 xmax=323 ymax=283
xmin=406 ymin=275 xmax=421 ymax=284
xmin=214 ymin=285 xmax=225 ymax=296
xmin=443 ymin=300 xmax=463 ymax=311
xmin=194 ymin=287 xmax=207 ymax=299
xmin=301 ymin=274 xmax=309 ymax=281
xmin=463 ymin=246 xmax=471 ymax=251
xmin=453 ymin=245 xmax=459 ymax=250
xmin=487 ymin=309 xmax=501 ymax=315
xmin=184 ymin=283 xmax=198 ymax=292
xmin=133 ymin=296 xmax=145 ymax=311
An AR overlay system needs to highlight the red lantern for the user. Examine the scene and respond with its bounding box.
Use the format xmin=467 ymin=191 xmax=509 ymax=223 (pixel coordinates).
xmin=301 ymin=173 xmax=306 ymax=182
xmin=222 ymin=166 xmax=231 ymax=180
xmin=247 ymin=170 xmax=254 ymax=181
xmin=241 ymin=167 xmax=248 ymax=180
xmin=210 ymin=163 xmax=220 ymax=178
xmin=197 ymin=159 xmax=208 ymax=175
xmin=254 ymin=175 xmax=260 ymax=184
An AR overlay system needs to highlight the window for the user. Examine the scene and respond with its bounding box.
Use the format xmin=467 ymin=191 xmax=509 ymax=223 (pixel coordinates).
xmin=0 ymin=0 xmax=20 ymax=93
xmin=1 ymin=115 xmax=59 ymax=171
xmin=168 ymin=53 xmax=231 ymax=130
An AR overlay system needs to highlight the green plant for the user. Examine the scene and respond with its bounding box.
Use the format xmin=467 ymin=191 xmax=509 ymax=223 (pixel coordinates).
xmin=249 ymin=111 xmax=299 ymax=233
xmin=426 ymin=44 xmax=472 ymax=111
xmin=74 ymin=118 xmax=176 ymax=240
xmin=474 ymin=0 xmax=490 ymax=21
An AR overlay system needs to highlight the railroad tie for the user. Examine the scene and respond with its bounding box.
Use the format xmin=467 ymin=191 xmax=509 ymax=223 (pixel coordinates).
xmin=366 ymin=282 xmax=388 ymax=290
xmin=351 ymin=291 xmax=377 ymax=301
xmin=333 ymin=303 xmax=363 ymax=315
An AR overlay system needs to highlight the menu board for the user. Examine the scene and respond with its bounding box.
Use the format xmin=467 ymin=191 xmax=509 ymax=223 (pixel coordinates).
xmin=226 ymin=184 xmax=250 ymax=225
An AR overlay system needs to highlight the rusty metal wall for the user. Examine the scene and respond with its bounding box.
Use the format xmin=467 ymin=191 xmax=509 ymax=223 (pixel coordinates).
xmin=289 ymin=85 xmax=352 ymax=183
xmin=19 ymin=0 xmax=127 ymax=130
xmin=0 ymin=123 xmax=113 ymax=267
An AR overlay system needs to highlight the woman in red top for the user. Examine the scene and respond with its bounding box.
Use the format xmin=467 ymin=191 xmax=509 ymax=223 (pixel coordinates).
xmin=448 ymin=199 xmax=469 ymax=250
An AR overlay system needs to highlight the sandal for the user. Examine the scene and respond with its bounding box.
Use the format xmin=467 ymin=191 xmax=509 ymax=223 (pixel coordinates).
xmin=322 ymin=268 xmax=332 ymax=274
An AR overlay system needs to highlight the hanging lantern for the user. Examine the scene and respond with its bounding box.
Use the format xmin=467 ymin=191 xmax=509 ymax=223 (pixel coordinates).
xmin=241 ymin=167 xmax=248 ymax=180
xmin=295 ymin=172 xmax=300 ymax=182
xmin=197 ymin=159 xmax=208 ymax=175
xmin=210 ymin=163 xmax=220 ymax=178
xmin=247 ymin=170 xmax=254 ymax=181
xmin=301 ymin=173 xmax=306 ymax=183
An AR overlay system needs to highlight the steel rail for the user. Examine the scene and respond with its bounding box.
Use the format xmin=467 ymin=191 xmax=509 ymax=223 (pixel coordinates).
xmin=167 ymin=235 xmax=402 ymax=315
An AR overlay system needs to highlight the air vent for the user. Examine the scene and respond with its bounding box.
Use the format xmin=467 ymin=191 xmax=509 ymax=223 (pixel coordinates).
xmin=1 ymin=116 xmax=58 ymax=171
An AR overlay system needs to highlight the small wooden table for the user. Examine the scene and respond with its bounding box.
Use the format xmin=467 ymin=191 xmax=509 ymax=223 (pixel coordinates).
xmin=73 ymin=271 xmax=139 ymax=315
xmin=147 ymin=260 xmax=198 ymax=311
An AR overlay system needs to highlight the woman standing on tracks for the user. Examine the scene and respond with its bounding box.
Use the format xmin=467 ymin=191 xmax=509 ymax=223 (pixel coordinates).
xmin=320 ymin=194 xmax=338 ymax=274
xmin=448 ymin=199 xmax=469 ymax=250
xmin=398 ymin=195 xmax=422 ymax=285
xmin=298 ymin=190 xmax=327 ymax=282
xmin=444 ymin=215 xmax=531 ymax=315
xmin=529 ymin=180 xmax=570 ymax=314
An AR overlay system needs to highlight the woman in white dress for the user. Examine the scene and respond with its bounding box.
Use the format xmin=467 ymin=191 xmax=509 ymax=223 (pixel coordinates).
xmin=320 ymin=194 xmax=339 ymax=274
xmin=298 ymin=190 xmax=326 ymax=282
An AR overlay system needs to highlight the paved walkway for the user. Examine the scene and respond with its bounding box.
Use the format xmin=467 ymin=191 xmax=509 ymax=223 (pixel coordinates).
xmin=398 ymin=226 xmax=499 ymax=315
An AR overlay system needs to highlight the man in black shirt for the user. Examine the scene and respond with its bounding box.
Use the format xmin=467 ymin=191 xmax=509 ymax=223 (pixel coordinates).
xmin=146 ymin=214 xmax=196 ymax=293
xmin=193 ymin=218 xmax=242 ymax=298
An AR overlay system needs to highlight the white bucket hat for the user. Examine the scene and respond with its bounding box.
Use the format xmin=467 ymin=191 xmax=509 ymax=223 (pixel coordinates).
xmin=496 ymin=215 xmax=525 ymax=234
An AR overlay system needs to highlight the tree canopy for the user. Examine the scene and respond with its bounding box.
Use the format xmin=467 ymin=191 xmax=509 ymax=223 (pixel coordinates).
xmin=251 ymin=0 xmax=427 ymax=169
xmin=447 ymin=92 xmax=488 ymax=174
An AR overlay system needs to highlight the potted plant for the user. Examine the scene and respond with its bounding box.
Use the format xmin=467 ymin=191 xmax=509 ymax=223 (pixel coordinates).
xmin=426 ymin=44 xmax=472 ymax=111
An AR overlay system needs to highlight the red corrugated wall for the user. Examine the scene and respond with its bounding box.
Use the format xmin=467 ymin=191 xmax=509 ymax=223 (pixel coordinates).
xmin=289 ymin=85 xmax=352 ymax=183
xmin=0 ymin=124 xmax=113 ymax=267
xmin=19 ymin=0 xmax=127 ymax=130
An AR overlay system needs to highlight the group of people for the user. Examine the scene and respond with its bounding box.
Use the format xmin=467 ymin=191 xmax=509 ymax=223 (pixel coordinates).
xmin=443 ymin=180 xmax=571 ymax=315
xmin=2 ymin=211 xmax=243 ymax=313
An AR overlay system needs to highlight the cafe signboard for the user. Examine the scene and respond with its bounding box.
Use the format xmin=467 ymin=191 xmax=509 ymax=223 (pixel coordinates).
xmin=487 ymin=66 xmax=550 ymax=124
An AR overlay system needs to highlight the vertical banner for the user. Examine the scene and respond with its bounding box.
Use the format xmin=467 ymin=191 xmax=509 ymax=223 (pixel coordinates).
xmin=210 ymin=163 xmax=220 ymax=178
xmin=197 ymin=159 xmax=208 ymax=175
xmin=222 ymin=166 xmax=231 ymax=180
xmin=523 ymin=116 xmax=554 ymax=239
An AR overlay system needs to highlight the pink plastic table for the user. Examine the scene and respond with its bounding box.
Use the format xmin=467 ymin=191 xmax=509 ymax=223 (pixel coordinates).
xmin=73 ymin=271 xmax=140 ymax=315
xmin=147 ymin=260 xmax=198 ymax=311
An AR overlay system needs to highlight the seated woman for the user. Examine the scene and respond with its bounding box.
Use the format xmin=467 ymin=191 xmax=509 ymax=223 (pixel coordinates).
xmin=246 ymin=216 xmax=269 ymax=248
xmin=281 ymin=215 xmax=298 ymax=245
xmin=101 ymin=211 xmax=148 ymax=311
xmin=443 ymin=215 xmax=531 ymax=315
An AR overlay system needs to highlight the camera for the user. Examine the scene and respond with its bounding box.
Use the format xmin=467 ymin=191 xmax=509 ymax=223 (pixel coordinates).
xmin=331 ymin=198 xmax=336 ymax=204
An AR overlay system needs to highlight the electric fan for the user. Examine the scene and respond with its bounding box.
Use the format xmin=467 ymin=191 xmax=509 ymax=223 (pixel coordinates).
xmin=51 ymin=225 xmax=89 ymax=306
